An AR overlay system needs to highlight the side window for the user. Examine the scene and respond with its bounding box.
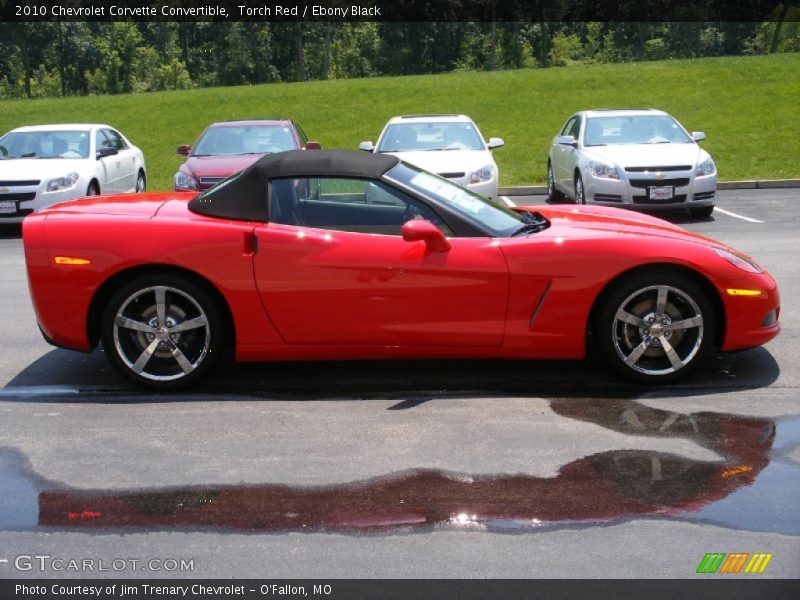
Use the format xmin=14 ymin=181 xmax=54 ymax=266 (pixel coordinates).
xmin=268 ymin=177 xmax=451 ymax=236
xmin=95 ymin=130 xmax=112 ymax=152
xmin=561 ymin=117 xmax=577 ymax=136
xmin=103 ymin=129 xmax=128 ymax=151
xmin=568 ymin=117 xmax=582 ymax=139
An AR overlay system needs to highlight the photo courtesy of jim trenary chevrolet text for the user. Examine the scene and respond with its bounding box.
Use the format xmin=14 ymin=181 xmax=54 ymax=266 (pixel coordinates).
xmin=0 ymin=0 xmax=798 ymax=598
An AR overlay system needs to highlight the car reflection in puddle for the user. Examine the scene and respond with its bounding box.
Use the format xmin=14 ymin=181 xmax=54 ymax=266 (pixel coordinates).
xmin=1 ymin=399 xmax=798 ymax=536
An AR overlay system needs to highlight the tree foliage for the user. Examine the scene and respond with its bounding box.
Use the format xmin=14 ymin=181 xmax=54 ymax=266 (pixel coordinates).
xmin=0 ymin=21 xmax=794 ymax=99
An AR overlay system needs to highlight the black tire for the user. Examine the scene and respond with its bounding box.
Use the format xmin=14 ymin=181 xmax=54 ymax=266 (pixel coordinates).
xmin=101 ymin=274 xmax=224 ymax=389
xmin=547 ymin=162 xmax=564 ymax=202
xmin=594 ymin=271 xmax=716 ymax=384
xmin=87 ymin=182 xmax=99 ymax=196
xmin=136 ymin=170 xmax=146 ymax=193
xmin=574 ymin=172 xmax=586 ymax=205
xmin=689 ymin=206 xmax=714 ymax=219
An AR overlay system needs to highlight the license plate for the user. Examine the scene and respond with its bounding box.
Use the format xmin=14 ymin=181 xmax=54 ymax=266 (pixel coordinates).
xmin=0 ymin=200 xmax=17 ymax=214
xmin=648 ymin=186 xmax=674 ymax=200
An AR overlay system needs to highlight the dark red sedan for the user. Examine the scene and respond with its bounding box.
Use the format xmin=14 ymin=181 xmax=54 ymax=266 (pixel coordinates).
xmin=174 ymin=119 xmax=320 ymax=191
xmin=23 ymin=150 xmax=780 ymax=389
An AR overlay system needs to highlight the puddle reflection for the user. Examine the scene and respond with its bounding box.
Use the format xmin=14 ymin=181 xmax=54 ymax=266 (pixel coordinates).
xmin=1 ymin=400 xmax=796 ymax=535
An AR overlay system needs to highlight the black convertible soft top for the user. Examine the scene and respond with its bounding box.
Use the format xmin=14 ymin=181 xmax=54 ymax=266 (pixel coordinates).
xmin=188 ymin=149 xmax=400 ymax=222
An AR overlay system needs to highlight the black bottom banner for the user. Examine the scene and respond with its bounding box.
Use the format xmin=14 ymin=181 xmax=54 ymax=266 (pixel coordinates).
xmin=2 ymin=579 xmax=800 ymax=600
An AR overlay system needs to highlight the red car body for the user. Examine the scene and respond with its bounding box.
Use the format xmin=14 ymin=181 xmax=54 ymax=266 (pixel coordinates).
xmin=23 ymin=150 xmax=780 ymax=388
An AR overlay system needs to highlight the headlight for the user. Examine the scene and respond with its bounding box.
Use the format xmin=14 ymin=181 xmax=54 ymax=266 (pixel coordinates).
xmin=713 ymin=247 xmax=763 ymax=273
xmin=468 ymin=164 xmax=495 ymax=184
xmin=696 ymin=158 xmax=716 ymax=177
xmin=588 ymin=160 xmax=620 ymax=179
xmin=174 ymin=171 xmax=198 ymax=190
xmin=45 ymin=172 xmax=79 ymax=193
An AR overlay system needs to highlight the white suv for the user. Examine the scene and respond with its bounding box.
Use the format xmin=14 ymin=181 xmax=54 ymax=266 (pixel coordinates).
xmin=359 ymin=114 xmax=504 ymax=199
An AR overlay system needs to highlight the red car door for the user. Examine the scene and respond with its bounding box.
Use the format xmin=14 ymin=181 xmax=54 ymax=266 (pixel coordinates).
xmin=252 ymin=222 xmax=509 ymax=347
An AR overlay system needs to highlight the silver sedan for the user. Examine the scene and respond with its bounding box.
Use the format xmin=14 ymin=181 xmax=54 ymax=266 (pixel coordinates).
xmin=547 ymin=109 xmax=716 ymax=218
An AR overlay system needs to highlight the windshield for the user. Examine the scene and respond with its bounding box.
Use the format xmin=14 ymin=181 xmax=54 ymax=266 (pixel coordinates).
xmin=386 ymin=163 xmax=529 ymax=237
xmin=193 ymin=125 xmax=298 ymax=156
xmin=0 ymin=130 xmax=90 ymax=159
xmin=584 ymin=115 xmax=692 ymax=146
xmin=377 ymin=121 xmax=485 ymax=153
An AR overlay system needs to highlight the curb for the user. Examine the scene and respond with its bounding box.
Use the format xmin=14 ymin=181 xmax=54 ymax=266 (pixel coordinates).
xmin=499 ymin=179 xmax=800 ymax=197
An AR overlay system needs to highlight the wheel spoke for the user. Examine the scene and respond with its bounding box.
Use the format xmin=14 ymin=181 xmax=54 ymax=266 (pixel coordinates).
xmin=169 ymin=316 xmax=208 ymax=333
xmin=615 ymin=310 xmax=648 ymax=328
xmin=659 ymin=335 xmax=685 ymax=371
xmin=664 ymin=316 xmax=703 ymax=331
xmin=624 ymin=338 xmax=652 ymax=367
xmin=170 ymin=343 xmax=195 ymax=374
xmin=131 ymin=339 xmax=160 ymax=374
xmin=115 ymin=316 xmax=155 ymax=333
xmin=655 ymin=286 xmax=669 ymax=316
xmin=154 ymin=286 xmax=167 ymax=327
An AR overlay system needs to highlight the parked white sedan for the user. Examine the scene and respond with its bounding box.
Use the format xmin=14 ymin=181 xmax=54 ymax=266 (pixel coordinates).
xmin=0 ymin=124 xmax=146 ymax=224
xmin=359 ymin=114 xmax=504 ymax=199
xmin=547 ymin=109 xmax=716 ymax=218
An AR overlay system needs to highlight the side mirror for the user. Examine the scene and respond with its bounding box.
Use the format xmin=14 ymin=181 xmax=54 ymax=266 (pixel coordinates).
xmin=177 ymin=145 xmax=191 ymax=156
xmin=401 ymin=219 xmax=450 ymax=253
xmin=304 ymin=141 xmax=321 ymax=150
xmin=557 ymin=135 xmax=577 ymax=147
xmin=691 ymin=131 xmax=706 ymax=142
xmin=96 ymin=146 xmax=118 ymax=159
xmin=358 ymin=141 xmax=375 ymax=152
xmin=487 ymin=137 xmax=505 ymax=150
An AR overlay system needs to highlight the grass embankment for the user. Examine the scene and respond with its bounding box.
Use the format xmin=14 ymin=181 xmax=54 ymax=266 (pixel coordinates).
xmin=1 ymin=53 xmax=797 ymax=190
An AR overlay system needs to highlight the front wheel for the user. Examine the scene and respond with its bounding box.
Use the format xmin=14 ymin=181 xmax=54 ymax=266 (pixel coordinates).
xmin=574 ymin=173 xmax=586 ymax=205
xmin=101 ymin=274 xmax=224 ymax=389
xmin=594 ymin=272 xmax=716 ymax=383
xmin=547 ymin=162 xmax=564 ymax=202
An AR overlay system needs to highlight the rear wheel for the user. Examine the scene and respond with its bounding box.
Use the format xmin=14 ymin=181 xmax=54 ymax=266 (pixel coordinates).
xmin=547 ymin=162 xmax=564 ymax=202
xmin=595 ymin=271 xmax=716 ymax=383
xmin=101 ymin=274 xmax=224 ymax=389
xmin=574 ymin=173 xmax=586 ymax=205
xmin=135 ymin=170 xmax=146 ymax=193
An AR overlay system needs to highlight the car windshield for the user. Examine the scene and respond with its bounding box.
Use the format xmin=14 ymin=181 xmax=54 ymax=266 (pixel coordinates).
xmin=0 ymin=130 xmax=90 ymax=159
xmin=192 ymin=125 xmax=297 ymax=156
xmin=377 ymin=122 xmax=485 ymax=152
xmin=584 ymin=115 xmax=692 ymax=146
xmin=386 ymin=163 xmax=531 ymax=237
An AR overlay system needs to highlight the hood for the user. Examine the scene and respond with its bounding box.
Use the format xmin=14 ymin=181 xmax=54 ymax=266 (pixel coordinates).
xmin=182 ymin=154 xmax=264 ymax=178
xmin=520 ymin=204 xmax=724 ymax=249
xmin=384 ymin=150 xmax=495 ymax=176
xmin=0 ymin=158 xmax=90 ymax=180
xmin=583 ymin=143 xmax=704 ymax=168
xmin=39 ymin=192 xmax=188 ymax=218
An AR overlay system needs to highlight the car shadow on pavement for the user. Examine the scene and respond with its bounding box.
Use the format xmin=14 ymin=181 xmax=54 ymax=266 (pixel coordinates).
xmin=0 ymin=224 xmax=22 ymax=239
xmin=0 ymin=345 xmax=781 ymax=405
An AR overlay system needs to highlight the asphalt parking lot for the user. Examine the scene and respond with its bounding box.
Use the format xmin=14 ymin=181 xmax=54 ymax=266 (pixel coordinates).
xmin=0 ymin=188 xmax=797 ymax=579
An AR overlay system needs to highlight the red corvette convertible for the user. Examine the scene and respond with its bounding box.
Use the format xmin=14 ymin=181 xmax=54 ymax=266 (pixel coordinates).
xmin=23 ymin=150 xmax=780 ymax=389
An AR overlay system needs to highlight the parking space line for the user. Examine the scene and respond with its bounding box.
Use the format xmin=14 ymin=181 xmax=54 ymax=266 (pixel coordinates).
xmin=714 ymin=207 xmax=764 ymax=224
xmin=500 ymin=195 xmax=516 ymax=207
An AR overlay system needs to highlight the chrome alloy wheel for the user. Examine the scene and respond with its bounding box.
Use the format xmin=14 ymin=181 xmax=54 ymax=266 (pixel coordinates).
xmin=575 ymin=174 xmax=586 ymax=204
xmin=612 ymin=284 xmax=704 ymax=377
xmin=112 ymin=285 xmax=211 ymax=382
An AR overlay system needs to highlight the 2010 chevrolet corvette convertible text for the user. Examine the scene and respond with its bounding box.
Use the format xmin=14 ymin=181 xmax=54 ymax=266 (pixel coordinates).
xmin=23 ymin=150 xmax=780 ymax=389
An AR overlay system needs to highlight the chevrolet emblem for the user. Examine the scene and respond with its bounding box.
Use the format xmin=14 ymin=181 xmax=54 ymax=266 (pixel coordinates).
xmin=0 ymin=188 xmax=9 ymax=194
xmin=655 ymin=172 xmax=666 ymax=179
